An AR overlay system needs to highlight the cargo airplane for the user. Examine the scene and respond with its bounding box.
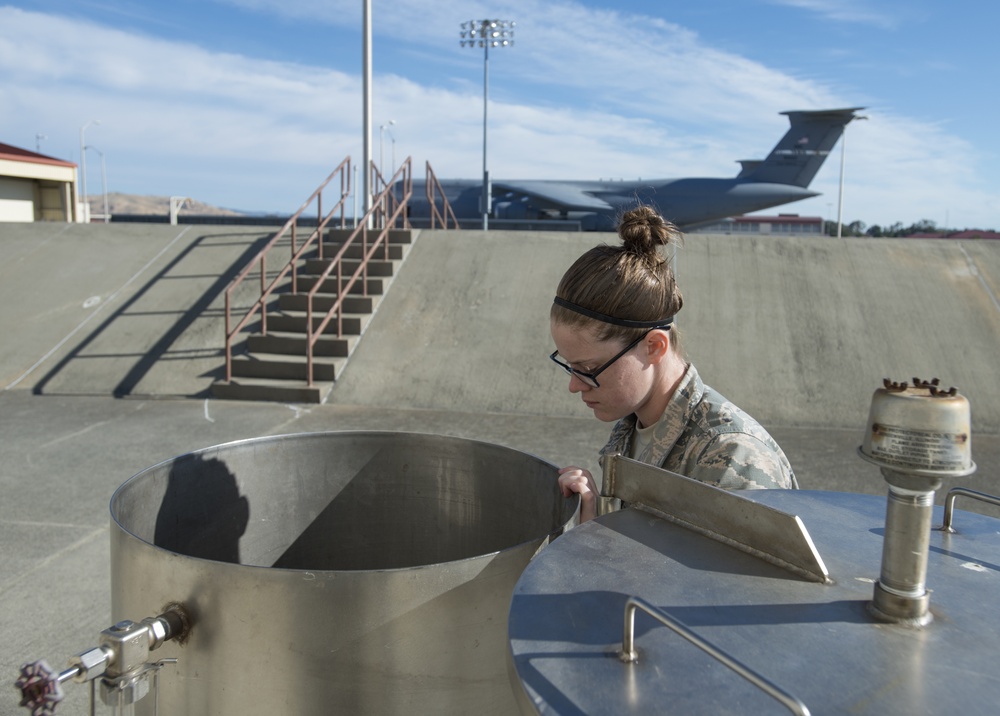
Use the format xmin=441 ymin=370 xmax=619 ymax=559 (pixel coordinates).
xmin=404 ymin=107 xmax=865 ymax=230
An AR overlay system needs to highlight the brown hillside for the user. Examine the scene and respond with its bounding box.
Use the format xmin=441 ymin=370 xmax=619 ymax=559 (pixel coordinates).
xmin=87 ymin=193 xmax=245 ymax=216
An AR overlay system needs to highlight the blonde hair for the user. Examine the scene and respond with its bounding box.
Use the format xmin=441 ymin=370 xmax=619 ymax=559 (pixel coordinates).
xmin=552 ymin=205 xmax=684 ymax=350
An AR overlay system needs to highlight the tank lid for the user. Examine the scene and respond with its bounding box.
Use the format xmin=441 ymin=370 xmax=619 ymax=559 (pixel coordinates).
xmin=858 ymin=377 xmax=975 ymax=477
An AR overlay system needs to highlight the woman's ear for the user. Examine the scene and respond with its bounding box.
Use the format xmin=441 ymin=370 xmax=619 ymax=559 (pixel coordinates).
xmin=644 ymin=329 xmax=671 ymax=365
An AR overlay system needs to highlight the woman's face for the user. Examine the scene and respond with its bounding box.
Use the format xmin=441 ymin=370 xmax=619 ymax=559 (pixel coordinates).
xmin=550 ymin=319 xmax=659 ymax=424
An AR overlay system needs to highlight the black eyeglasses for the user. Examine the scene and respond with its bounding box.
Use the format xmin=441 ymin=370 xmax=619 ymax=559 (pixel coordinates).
xmin=549 ymin=327 xmax=669 ymax=388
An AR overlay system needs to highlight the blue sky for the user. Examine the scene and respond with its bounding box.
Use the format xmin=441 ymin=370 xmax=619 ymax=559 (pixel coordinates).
xmin=2 ymin=0 xmax=997 ymax=229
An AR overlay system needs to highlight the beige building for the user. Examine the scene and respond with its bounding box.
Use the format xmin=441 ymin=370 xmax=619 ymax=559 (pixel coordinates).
xmin=0 ymin=142 xmax=79 ymax=222
xmin=689 ymin=213 xmax=824 ymax=235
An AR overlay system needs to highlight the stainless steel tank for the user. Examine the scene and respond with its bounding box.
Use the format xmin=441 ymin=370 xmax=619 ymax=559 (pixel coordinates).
xmin=110 ymin=431 xmax=576 ymax=715
xmin=507 ymin=460 xmax=1000 ymax=715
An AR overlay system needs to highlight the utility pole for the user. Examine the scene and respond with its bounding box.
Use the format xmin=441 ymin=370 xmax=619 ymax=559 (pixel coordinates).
xmin=836 ymin=114 xmax=868 ymax=239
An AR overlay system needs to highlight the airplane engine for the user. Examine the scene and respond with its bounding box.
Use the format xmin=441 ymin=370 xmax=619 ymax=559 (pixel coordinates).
xmin=493 ymin=197 xmax=533 ymax=220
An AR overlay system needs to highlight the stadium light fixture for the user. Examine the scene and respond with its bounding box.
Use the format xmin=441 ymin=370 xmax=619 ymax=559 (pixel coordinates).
xmin=460 ymin=19 xmax=515 ymax=231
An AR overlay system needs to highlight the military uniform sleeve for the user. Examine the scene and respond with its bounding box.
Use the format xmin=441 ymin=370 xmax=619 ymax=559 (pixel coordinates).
xmin=684 ymin=432 xmax=796 ymax=489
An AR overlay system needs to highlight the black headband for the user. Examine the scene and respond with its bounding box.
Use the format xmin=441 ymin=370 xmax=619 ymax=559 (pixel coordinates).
xmin=553 ymin=296 xmax=674 ymax=329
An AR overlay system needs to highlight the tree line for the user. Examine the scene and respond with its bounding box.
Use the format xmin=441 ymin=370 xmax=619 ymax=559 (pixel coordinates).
xmin=822 ymin=219 xmax=995 ymax=238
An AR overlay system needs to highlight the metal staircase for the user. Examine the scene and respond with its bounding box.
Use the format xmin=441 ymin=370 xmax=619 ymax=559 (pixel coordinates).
xmin=211 ymin=157 xmax=456 ymax=404
xmin=212 ymin=228 xmax=416 ymax=403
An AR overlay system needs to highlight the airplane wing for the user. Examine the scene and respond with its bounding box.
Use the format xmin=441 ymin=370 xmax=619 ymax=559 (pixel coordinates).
xmin=492 ymin=181 xmax=613 ymax=213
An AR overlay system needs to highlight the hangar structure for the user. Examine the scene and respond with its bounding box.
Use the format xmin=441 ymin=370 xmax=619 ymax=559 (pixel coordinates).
xmin=0 ymin=142 xmax=79 ymax=223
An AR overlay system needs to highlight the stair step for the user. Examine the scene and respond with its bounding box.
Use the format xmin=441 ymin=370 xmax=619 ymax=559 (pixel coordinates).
xmin=325 ymin=228 xmax=414 ymax=244
xmin=295 ymin=275 xmax=384 ymax=295
xmin=318 ymin=243 xmax=406 ymax=261
xmin=212 ymin=376 xmax=332 ymax=404
xmin=278 ymin=293 xmax=374 ymax=314
xmin=267 ymin=311 xmax=369 ymax=335
xmin=230 ymin=352 xmax=343 ymax=381
xmin=248 ymin=332 xmax=356 ymax=357
xmin=214 ymin=228 xmax=416 ymax=404
xmin=303 ymin=257 xmax=396 ymax=277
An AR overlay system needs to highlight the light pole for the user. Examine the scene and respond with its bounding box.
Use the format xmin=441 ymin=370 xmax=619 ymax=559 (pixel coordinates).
xmin=461 ymin=19 xmax=514 ymax=231
xmin=86 ymin=145 xmax=110 ymax=223
xmin=35 ymin=134 xmax=47 ymax=153
xmin=836 ymin=114 xmax=868 ymax=239
xmin=362 ymin=0 xmax=372 ymax=227
xmin=79 ymin=119 xmax=100 ymax=222
xmin=379 ymin=119 xmax=395 ymax=181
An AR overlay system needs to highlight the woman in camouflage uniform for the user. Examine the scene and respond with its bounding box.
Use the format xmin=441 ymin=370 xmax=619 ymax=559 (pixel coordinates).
xmin=551 ymin=205 xmax=797 ymax=523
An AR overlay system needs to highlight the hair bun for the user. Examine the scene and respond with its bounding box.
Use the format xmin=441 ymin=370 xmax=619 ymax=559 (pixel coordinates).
xmin=618 ymin=205 xmax=680 ymax=259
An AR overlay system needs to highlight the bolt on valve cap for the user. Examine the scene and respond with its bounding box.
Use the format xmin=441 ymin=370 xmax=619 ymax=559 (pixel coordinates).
xmin=859 ymin=378 xmax=976 ymax=477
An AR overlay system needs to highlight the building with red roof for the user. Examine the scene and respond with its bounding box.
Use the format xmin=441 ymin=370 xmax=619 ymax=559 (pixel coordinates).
xmin=0 ymin=142 xmax=79 ymax=222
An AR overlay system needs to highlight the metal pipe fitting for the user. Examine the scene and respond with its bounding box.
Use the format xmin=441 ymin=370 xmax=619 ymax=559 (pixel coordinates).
xmin=859 ymin=378 xmax=975 ymax=626
xmin=16 ymin=604 xmax=190 ymax=714
xmin=869 ymin=470 xmax=941 ymax=625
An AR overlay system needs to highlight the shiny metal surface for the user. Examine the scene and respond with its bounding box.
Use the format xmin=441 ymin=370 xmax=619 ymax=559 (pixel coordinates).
xmin=870 ymin=470 xmax=939 ymax=625
xmin=508 ymin=490 xmax=1000 ymax=715
xmin=859 ymin=379 xmax=975 ymax=476
xmin=858 ymin=380 xmax=976 ymax=624
xmin=618 ymin=597 xmax=810 ymax=716
xmin=600 ymin=456 xmax=829 ymax=582
xmin=111 ymin=431 xmax=576 ymax=716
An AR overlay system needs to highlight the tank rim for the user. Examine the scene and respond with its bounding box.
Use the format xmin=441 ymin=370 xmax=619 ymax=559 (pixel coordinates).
xmin=109 ymin=429 xmax=579 ymax=574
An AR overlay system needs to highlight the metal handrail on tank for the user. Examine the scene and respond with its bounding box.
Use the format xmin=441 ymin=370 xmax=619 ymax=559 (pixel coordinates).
xmin=426 ymin=160 xmax=459 ymax=229
xmin=620 ymin=596 xmax=810 ymax=716
xmin=223 ymin=158 xmax=352 ymax=382
xmin=300 ymin=158 xmax=413 ymax=385
xmin=940 ymin=486 xmax=1000 ymax=532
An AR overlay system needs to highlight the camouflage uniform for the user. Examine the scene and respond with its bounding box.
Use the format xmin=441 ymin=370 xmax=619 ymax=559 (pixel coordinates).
xmin=600 ymin=363 xmax=798 ymax=490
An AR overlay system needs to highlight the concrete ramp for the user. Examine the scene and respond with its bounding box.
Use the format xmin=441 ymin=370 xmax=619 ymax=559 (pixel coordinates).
xmin=331 ymin=230 xmax=1000 ymax=432
xmin=3 ymin=224 xmax=999 ymax=433
xmin=0 ymin=222 xmax=275 ymax=397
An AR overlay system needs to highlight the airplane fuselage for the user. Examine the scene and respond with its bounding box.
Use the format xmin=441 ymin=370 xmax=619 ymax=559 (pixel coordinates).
xmin=407 ymin=177 xmax=819 ymax=230
xmin=400 ymin=108 xmax=861 ymax=230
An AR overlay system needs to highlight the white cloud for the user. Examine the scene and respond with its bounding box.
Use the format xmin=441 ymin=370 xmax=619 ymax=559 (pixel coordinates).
xmin=765 ymin=0 xmax=900 ymax=28
xmin=1 ymin=3 xmax=994 ymax=228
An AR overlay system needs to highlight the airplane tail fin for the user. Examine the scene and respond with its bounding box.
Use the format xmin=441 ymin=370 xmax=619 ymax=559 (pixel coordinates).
xmin=738 ymin=108 xmax=865 ymax=187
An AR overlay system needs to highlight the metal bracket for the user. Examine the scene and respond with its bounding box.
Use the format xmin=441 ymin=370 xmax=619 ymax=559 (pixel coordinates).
xmin=600 ymin=455 xmax=830 ymax=583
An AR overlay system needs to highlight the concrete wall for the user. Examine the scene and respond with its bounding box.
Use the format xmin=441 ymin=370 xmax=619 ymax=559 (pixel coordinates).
xmin=333 ymin=230 xmax=1000 ymax=433
xmin=2 ymin=223 xmax=997 ymax=434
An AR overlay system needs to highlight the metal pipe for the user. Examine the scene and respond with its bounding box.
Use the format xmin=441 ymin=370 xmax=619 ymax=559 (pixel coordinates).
xmin=870 ymin=468 xmax=941 ymax=625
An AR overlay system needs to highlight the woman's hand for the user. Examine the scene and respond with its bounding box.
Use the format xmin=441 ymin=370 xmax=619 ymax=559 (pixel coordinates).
xmin=558 ymin=466 xmax=598 ymax=523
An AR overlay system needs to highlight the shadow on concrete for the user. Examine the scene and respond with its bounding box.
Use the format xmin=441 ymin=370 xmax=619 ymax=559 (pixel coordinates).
xmin=30 ymin=231 xmax=273 ymax=398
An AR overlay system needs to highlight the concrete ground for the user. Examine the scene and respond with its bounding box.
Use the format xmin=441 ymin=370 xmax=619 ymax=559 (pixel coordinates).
xmin=2 ymin=222 xmax=999 ymax=714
